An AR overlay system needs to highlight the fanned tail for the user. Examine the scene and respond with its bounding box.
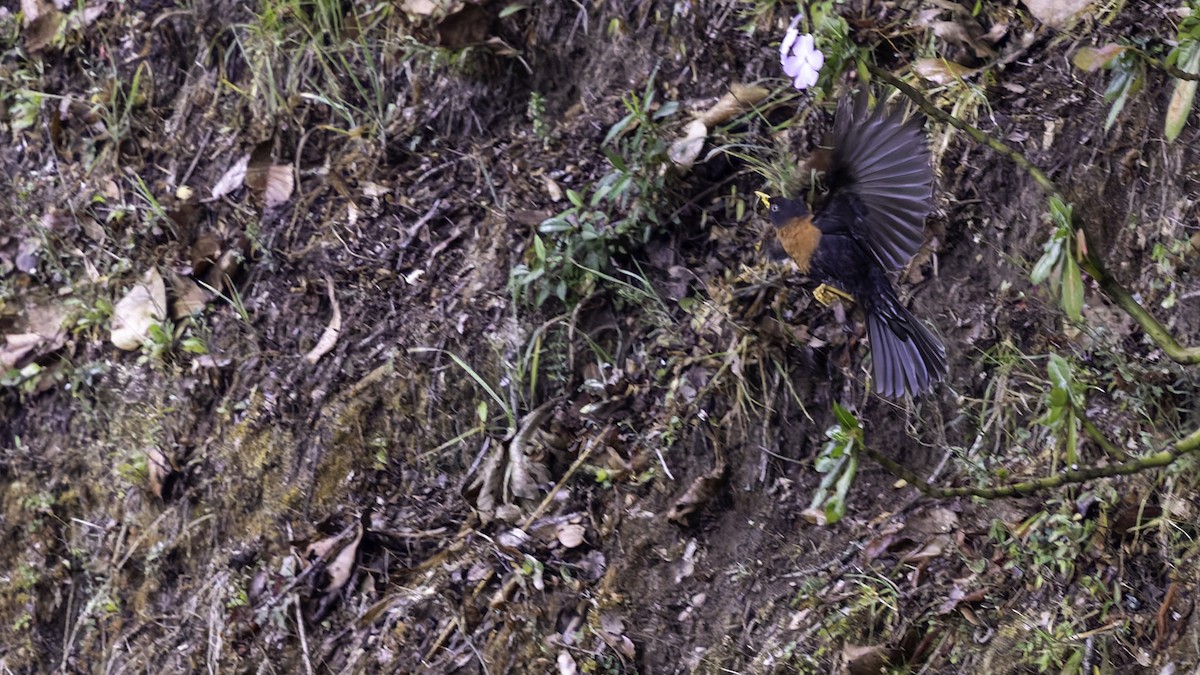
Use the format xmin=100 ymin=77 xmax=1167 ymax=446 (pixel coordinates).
xmin=829 ymin=92 xmax=933 ymax=271
xmin=864 ymin=292 xmax=947 ymax=399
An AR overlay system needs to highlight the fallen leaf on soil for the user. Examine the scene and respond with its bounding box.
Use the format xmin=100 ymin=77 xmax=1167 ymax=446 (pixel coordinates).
xmin=245 ymin=162 xmax=294 ymax=208
xmin=110 ymin=268 xmax=167 ymax=350
xmin=321 ymin=523 xmax=363 ymax=594
xmin=16 ymin=235 xmax=41 ymax=273
xmin=1024 ymin=0 xmax=1095 ymax=29
xmin=556 ymin=651 xmax=578 ymax=675
xmin=304 ymin=275 xmax=342 ymax=364
xmin=912 ymin=58 xmax=978 ymax=84
xmin=596 ymin=612 xmax=636 ymax=659
xmin=668 ymin=119 xmax=708 ymax=170
xmin=265 ymin=165 xmax=294 ymax=207
xmin=1072 ymin=44 xmax=1126 ymax=72
xmin=23 ymin=3 xmax=64 ymax=53
xmin=556 ymin=522 xmax=586 ymax=548
xmin=169 ymin=274 xmax=213 ymax=319
xmin=1 ymin=301 xmax=68 ymax=369
xmin=543 ymin=174 xmax=563 ymax=202
xmin=698 ymin=84 xmax=769 ymax=127
xmin=209 ymin=153 xmax=250 ymax=201
xmin=667 ymin=450 xmax=727 ymax=524
xmin=145 ymin=446 xmax=176 ymax=500
xmin=302 ymin=521 xmax=364 ymax=594
xmin=399 ymin=0 xmax=464 ymax=18
xmin=843 ymin=643 xmax=896 ymax=675
xmin=670 ymin=84 xmax=769 ymax=170
xmin=1 ymin=333 xmax=49 ymax=370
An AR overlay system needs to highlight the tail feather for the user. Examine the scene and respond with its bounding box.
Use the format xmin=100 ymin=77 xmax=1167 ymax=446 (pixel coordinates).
xmin=865 ymin=301 xmax=947 ymax=399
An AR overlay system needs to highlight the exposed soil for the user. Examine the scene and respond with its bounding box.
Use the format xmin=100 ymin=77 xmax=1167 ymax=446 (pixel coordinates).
xmin=3 ymin=1 xmax=1200 ymax=673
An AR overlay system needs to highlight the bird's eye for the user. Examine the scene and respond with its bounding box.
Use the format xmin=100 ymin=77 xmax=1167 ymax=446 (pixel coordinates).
xmin=770 ymin=204 xmax=779 ymax=212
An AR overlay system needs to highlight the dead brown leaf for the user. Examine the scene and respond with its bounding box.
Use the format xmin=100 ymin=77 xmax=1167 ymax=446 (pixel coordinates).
xmin=304 ymin=275 xmax=342 ymax=364
xmin=668 ymin=119 xmax=708 ymax=170
xmin=1024 ymin=0 xmax=1095 ymax=29
xmin=24 ymin=4 xmax=63 ymax=53
xmin=145 ymin=446 xmax=177 ymax=500
xmin=1073 ymin=44 xmax=1127 ymax=72
xmin=556 ymin=522 xmax=586 ymax=549
xmin=111 ymin=268 xmax=167 ymax=350
xmin=698 ymin=83 xmax=769 ymax=127
xmin=399 ymin=0 xmax=463 ymax=18
xmin=667 ymin=454 xmax=727 ymax=524
xmin=209 ymin=153 xmax=250 ymax=201
xmin=912 ymin=58 xmax=979 ymax=84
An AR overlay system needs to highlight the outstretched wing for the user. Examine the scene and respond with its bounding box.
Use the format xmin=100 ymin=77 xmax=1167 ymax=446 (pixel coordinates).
xmin=826 ymin=91 xmax=933 ymax=271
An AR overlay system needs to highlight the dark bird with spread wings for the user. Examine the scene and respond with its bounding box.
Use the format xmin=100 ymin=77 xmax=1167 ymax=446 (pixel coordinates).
xmin=760 ymin=93 xmax=947 ymax=398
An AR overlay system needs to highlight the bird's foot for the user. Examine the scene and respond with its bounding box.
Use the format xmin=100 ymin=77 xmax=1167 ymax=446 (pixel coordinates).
xmin=813 ymin=283 xmax=855 ymax=306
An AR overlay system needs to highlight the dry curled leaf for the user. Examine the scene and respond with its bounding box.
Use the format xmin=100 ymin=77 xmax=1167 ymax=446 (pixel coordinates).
xmin=111 ymin=268 xmax=167 ymax=350
xmin=556 ymin=522 xmax=586 ymax=549
xmin=246 ymin=164 xmax=294 ymax=208
xmin=1024 ymin=0 xmax=1095 ymax=29
xmin=301 ymin=522 xmax=364 ymax=595
xmin=668 ymin=454 xmax=727 ymax=524
xmin=145 ymin=446 xmax=177 ymax=500
xmin=668 ymin=119 xmax=708 ymax=170
xmin=1072 ymin=44 xmax=1126 ymax=72
xmin=912 ymin=58 xmax=978 ymax=84
xmin=209 ymin=153 xmax=250 ymax=201
xmin=24 ymin=4 xmax=64 ymax=54
xmin=304 ymin=276 xmax=342 ymax=364
xmin=698 ymin=83 xmax=769 ymax=127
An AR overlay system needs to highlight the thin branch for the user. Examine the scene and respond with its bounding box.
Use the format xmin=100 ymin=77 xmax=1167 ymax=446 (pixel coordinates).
xmin=871 ymin=64 xmax=1200 ymax=364
xmin=1079 ymin=412 xmax=1127 ymax=461
xmin=864 ymin=426 xmax=1200 ymax=499
xmin=869 ymin=66 xmax=1058 ymax=196
xmin=1138 ymin=51 xmax=1200 ymax=81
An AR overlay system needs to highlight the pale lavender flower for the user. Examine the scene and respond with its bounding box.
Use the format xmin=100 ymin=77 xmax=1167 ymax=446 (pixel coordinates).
xmin=779 ymin=15 xmax=824 ymax=90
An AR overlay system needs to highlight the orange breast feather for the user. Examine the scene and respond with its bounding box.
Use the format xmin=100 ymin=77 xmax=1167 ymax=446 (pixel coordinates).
xmin=777 ymin=216 xmax=821 ymax=273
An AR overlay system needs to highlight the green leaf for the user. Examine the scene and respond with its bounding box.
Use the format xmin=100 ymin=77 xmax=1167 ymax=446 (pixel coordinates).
xmin=832 ymin=402 xmax=861 ymax=433
xmin=652 ymin=100 xmax=680 ymax=120
xmin=1061 ymin=253 xmax=1084 ymax=321
xmin=1041 ymin=402 xmax=1066 ymax=426
xmin=1031 ymin=239 xmax=1062 ymax=286
xmin=538 ymin=217 xmax=573 ymax=233
xmin=181 ymin=337 xmax=208 ymax=354
xmin=1048 ymin=196 xmax=1073 ymax=229
xmin=601 ymin=147 xmax=628 ymax=174
xmin=1165 ymin=41 xmax=1200 ymax=143
xmin=1048 ymin=354 xmax=1072 ymax=394
xmin=603 ymin=112 xmax=636 ymax=146
xmin=498 ymin=4 xmax=526 ymax=18
xmin=566 ymin=189 xmax=584 ymax=208
xmin=532 ymin=234 xmax=546 ymax=261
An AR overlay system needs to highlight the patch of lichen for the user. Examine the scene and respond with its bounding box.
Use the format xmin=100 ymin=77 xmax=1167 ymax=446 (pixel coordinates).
xmin=213 ymin=391 xmax=300 ymax=540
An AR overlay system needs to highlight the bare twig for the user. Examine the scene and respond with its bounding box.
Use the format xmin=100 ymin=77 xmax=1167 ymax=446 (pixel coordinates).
xmin=866 ymin=425 xmax=1200 ymax=499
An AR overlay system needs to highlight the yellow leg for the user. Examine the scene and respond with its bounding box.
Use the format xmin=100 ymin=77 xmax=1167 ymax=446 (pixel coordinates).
xmin=813 ymin=283 xmax=855 ymax=306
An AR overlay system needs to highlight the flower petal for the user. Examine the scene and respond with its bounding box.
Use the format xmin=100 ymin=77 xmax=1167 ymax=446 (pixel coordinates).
xmin=782 ymin=55 xmax=803 ymax=78
xmin=780 ymin=27 xmax=799 ymax=61
xmin=797 ymin=33 xmax=815 ymax=57
xmin=807 ymin=49 xmax=824 ymax=71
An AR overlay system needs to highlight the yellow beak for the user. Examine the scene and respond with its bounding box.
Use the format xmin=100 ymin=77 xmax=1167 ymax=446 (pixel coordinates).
xmin=754 ymin=191 xmax=771 ymax=208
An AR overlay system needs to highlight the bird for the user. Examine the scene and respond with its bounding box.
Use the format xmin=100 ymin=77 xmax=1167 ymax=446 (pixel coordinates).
xmin=758 ymin=91 xmax=947 ymax=399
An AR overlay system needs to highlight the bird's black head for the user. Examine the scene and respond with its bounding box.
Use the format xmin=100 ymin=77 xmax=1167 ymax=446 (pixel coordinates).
xmin=760 ymin=194 xmax=811 ymax=228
